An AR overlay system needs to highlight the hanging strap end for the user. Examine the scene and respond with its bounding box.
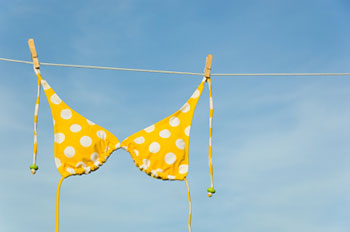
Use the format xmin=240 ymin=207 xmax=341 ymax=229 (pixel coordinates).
xmin=30 ymin=163 xmax=39 ymax=174
xmin=207 ymin=187 xmax=216 ymax=197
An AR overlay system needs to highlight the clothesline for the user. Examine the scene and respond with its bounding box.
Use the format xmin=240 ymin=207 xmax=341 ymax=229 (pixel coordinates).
xmin=1 ymin=57 xmax=350 ymax=77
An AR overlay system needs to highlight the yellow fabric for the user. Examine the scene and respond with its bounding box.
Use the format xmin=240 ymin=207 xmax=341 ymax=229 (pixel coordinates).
xmin=37 ymin=73 xmax=120 ymax=178
xmin=34 ymin=72 xmax=208 ymax=181
xmin=32 ymin=72 xmax=212 ymax=232
xmin=184 ymin=178 xmax=192 ymax=232
xmin=56 ymin=177 xmax=65 ymax=232
xmin=121 ymin=78 xmax=205 ymax=180
xmin=207 ymin=77 xmax=214 ymax=192
xmin=31 ymin=78 xmax=41 ymax=174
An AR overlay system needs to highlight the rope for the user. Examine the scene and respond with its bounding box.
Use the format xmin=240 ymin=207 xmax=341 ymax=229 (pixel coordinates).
xmin=0 ymin=57 xmax=203 ymax=75
xmin=0 ymin=57 xmax=33 ymax=64
xmin=1 ymin=57 xmax=350 ymax=77
xmin=212 ymin=73 xmax=350 ymax=76
xmin=184 ymin=178 xmax=192 ymax=232
xmin=56 ymin=177 xmax=65 ymax=232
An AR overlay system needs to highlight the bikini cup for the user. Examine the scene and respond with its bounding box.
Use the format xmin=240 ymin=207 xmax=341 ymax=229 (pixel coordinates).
xmin=121 ymin=78 xmax=205 ymax=180
xmin=35 ymin=74 xmax=120 ymax=177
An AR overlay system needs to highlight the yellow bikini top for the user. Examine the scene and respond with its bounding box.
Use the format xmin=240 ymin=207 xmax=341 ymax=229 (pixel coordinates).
xmin=32 ymin=73 xmax=210 ymax=181
xmin=29 ymin=39 xmax=215 ymax=232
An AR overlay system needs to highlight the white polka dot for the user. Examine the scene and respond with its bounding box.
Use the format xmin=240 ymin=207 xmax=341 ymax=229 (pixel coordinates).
xmin=55 ymin=158 xmax=62 ymax=168
xmin=91 ymin=152 xmax=99 ymax=161
xmin=151 ymin=169 xmax=163 ymax=177
xmin=115 ymin=143 xmax=120 ymax=149
xmin=75 ymin=162 xmax=86 ymax=168
xmin=41 ymin=80 xmax=51 ymax=90
xmin=179 ymin=164 xmax=188 ymax=174
xmin=87 ymin=119 xmax=95 ymax=125
xmin=159 ymin=129 xmax=171 ymax=138
xmin=165 ymin=153 xmax=176 ymax=165
xmin=180 ymin=103 xmax=190 ymax=113
xmin=176 ymin=139 xmax=185 ymax=150
xmin=140 ymin=159 xmax=150 ymax=170
xmin=191 ymin=89 xmax=200 ymax=99
xmin=94 ymin=161 xmax=101 ymax=167
xmin=144 ymin=125 xmax=155 ymax=133
xmin=185 ymin=126 xmax=191 ymax=136
xmin=97 ymin=130 xmax=107 ymax=139
xmin=134 ymin=150 xmax=139 ymax=156
xmin=83 ymin=166 xmax=91 ymax=174
xmin=149 ymin=142 xmax=160 ymax=153
xmin=54 ymin=133 xmax=65 ymax=144
xmin=169 ymin=117 xmax=180 ymax=127
xmin=66 ymin=167 xmax=75 ymax=174
xmin=80 ymin=136 xmax=92 ymax=147
xmin=151 ymin=170 xmax=157 ymax=176
xmin=134 ymin=136 xmax=145 ymax=144
xmin=168 ymin=175 xmax=175 ymax=180
xmin=70 ymin=124 xmax=81 ymax=133
xmin=64 ymin=146 xmax=75 ymax=158
xmin=50 ymin=94 xmax=62 ymax=105
xmin=76 ymin=162 xmax=91 ymax=174
xmin=61 ymin=109 xmax=72 ymax=120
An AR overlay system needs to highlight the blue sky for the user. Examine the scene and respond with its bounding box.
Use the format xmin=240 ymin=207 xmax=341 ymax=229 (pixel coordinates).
xmin=0 ymin=0 xmax=349 ymax=231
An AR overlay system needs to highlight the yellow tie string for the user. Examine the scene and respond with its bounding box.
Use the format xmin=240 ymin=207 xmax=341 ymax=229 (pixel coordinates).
xmin=56 ymin=177 xmax=65 ymax=232
xmin=184 ymin=178 xmax=192 ymax=232
xmin=30 ymin=73 xmax=43 ymax=174
xmin=206 ymin=78 xmax=215 ymax=197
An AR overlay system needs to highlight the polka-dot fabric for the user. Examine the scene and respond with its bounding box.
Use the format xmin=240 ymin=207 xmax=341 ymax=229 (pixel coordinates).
xmin=121 ymin=78 xmax=205 ymax=180
xmin=38 ymin=75 xmax=120 ymax=177
xmin=31 ymin=67 xmax=214 ymax=232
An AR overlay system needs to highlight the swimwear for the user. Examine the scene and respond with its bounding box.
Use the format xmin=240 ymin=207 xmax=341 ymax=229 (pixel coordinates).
xmin=30 ymin=69 xmax=214 ymax=232
xmin=121 ymin=79 xmax=205 ymax=181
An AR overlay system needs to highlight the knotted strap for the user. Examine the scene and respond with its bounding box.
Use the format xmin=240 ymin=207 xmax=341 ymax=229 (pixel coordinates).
xmin=206 ymin=77 xmax=215 ymax=197
xmin=30 ymin=70 xmax=42 ymax=174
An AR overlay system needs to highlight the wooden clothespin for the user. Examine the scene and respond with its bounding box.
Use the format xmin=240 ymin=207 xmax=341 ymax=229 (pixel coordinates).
xmin=28 ymin=38 xmax=40 ymax=70
xmin=204 ymin=54 xmax=213 ymax=80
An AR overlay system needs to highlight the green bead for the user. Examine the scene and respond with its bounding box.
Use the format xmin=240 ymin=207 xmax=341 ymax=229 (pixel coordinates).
xmin=207 ymin=187 xmax=216 ymax=194
xmin=30 ymin=164 xmax=39 ymax=170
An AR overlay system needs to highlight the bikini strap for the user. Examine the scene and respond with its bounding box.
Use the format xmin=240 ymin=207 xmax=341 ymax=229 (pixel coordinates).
xmin=56 ymin=177 xmax=65 ymax=232
xmin=184 ymin=178 xmax=192 ymax=232
xmin=204 ymin=55 xmax=215 ymax=197
xmin=30 ymin=76 xmax=41 ymax=174
xmin=28 ymin=38 xmax=42 ymax=174
xmin=206 ymin=77 xmax=215 ymax=197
